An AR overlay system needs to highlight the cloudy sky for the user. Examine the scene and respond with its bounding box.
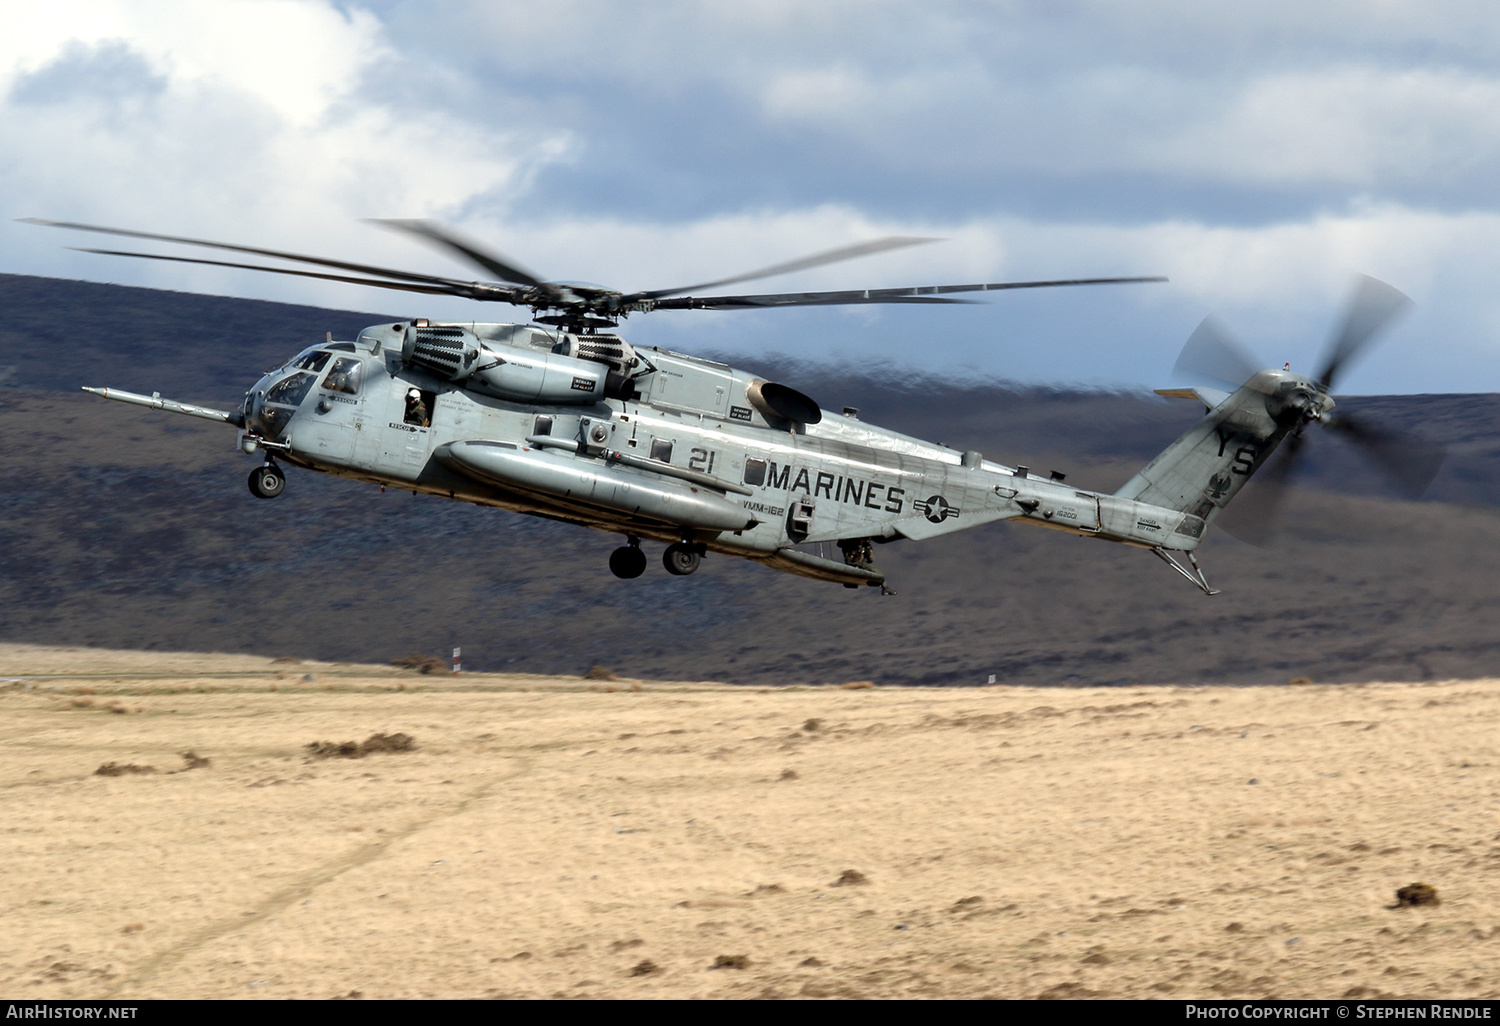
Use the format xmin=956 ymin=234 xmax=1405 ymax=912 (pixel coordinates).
xmin=4 ymin=1 xmax=1500 ymax=394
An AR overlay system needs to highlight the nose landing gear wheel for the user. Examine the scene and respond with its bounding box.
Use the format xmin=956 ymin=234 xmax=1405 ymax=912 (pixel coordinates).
xmin=609 ymin=545 xmax=647 ymax=579
xmin=662 ymin=542 xmax=702 ymax=576
xmin=248 ymin=464 xmax=286 ymax=499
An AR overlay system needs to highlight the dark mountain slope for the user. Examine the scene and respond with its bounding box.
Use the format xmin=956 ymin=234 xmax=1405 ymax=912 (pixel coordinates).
xmin=2 ymin=273 xmax=1497 ymax=685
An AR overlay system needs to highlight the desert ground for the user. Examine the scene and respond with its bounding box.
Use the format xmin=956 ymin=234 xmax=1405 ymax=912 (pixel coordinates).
xmin=1 ymin=642 xmax=1496 ymax=1000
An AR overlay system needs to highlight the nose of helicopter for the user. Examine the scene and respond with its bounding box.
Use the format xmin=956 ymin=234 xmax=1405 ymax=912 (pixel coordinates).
xmin=248 ymin=367 xmax=317 ymax=438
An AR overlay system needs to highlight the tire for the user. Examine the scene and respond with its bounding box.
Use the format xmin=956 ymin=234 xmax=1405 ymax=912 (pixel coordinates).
xmin=609 ymin=545 xmax=647 ymax=579
xmin=248 ymin=465 xmax=286 ymax=499
xmin=662 ymin=542 xmax=701 ymax=576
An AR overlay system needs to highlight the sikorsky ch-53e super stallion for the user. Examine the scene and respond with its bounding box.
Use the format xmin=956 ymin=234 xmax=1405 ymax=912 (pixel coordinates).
xmin=27 ymin=219 xmax=1444 ymax=595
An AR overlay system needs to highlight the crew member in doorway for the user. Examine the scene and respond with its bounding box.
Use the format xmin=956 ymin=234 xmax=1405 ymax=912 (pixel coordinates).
xmin=404 ymin=388 xmax=428 ymax=427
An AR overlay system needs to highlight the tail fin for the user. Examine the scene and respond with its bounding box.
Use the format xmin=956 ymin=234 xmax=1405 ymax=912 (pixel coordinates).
xmin=1115 ymin=380 xmax=1291 ymax=531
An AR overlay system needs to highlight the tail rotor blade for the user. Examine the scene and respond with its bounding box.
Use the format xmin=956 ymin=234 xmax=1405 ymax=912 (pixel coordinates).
xmin=1173 ymin=316 xmax=1262 ymax=390
xmin=1327 ymin=411 xmax=1446 ymax=499
xmin=1316 ymin=275 xmax=1412 ymax=391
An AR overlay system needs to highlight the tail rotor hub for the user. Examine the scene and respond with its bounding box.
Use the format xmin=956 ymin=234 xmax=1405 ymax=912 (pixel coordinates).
xmin=1268 ymin=380 xmax=1330 ymax=428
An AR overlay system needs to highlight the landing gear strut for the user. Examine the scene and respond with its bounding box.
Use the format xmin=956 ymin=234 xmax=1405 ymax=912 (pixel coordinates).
xmin=662 ymin=541 xmax=703 ymax=576
xmin=609 ymin=536 xmax=647 ymax=579
xmin=248 ymin=462 xmax=286 ymax=499
xmin=1151 ymin=546 xmax=1220 ymax=596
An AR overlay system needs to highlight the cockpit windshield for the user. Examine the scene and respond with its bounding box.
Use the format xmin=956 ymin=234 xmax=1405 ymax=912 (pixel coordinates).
xmin=264 ymin=371 xmax=317 ymax=407
xmin=292 ymin=350 xmax=332 ymax=373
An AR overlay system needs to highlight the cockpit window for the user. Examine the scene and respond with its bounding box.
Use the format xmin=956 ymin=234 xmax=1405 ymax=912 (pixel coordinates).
xmin=264 ymin=371 xmax=316 ymax=407
xmin=292 ymin=350 xmax=332 ymax=373
xmin=279 ymin=345 xmax=321 ymax=371
xmin=322 ymin=357 xmax=362 ymax=396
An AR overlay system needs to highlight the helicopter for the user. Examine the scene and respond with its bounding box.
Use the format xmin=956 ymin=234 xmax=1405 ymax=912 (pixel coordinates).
xmin=25 ymin=218 xmax=1445 ymax=595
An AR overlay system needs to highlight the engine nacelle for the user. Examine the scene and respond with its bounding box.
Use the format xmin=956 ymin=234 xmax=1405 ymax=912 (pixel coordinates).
xmin=402 ymin=324 xmax=609 ymax=404
xmin=471 ymin=348 xmax=607 ymax=403
xmin=404 ymin=324 xmax=482 ymax=380
xmin=555 ymin=333 xmax=639 ymax=376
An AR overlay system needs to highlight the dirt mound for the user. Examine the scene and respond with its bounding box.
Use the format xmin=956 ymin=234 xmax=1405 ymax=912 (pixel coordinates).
xmin=95 ymin=763 xmax=155 ymax=776
xmin=391 ymin=654 xmax=449 ymax=675
xmin=1396 ymin=882 xmax=1440 ymax=907
xmin=307 ymin=733 xmax=416 ymax=759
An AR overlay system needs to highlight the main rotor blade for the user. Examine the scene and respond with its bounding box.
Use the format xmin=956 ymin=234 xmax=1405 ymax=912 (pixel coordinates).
xmin=369 ymin=219 xmax=548 ymax=289
xmin=623 ymin=237 xmax=941 ymax=303
xmin=68 ymin=248 xmax=528 ymax=301
xmin=21 ymin=218 xmax=473 ymax=291
xmin=1215 ymin=428 xmax=1307 ymax=547
xmin=645 ymin=276 xmax=1165 ymax=311
xmin=1327 ymin=410 xmax=1446 ymax=499
xmin=1173 ymin=316 xmax=1262 ymax=390
xmin=1315 ymin=274 xmax=1412 ymax=391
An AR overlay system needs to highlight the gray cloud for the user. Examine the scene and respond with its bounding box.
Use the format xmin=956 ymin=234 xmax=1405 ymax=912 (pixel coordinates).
xmin=10 ymin=39 xmax=166 ymax=108
xmin=355 ymin=1 xmax=1500 ymax=223
xmin=4 ymin=1 xmax=1500 ymax=395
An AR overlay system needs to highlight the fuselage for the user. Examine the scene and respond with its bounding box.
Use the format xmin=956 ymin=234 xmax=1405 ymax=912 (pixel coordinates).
xmin=236 ymin=320 xmax=1206 ymax=587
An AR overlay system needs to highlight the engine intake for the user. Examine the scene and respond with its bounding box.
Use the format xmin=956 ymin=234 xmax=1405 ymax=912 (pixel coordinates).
xmin=405 ymin=325 xmax=481 ymax=380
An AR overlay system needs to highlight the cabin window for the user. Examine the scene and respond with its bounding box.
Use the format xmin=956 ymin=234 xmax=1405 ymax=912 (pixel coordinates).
xmin=743 ymin=457 xmax=766 ymax=487
xmin=322 ymin=357 xmax=362 ymax=396
xmin=650 ymin=439 xmax=673 ymax=463
xmin=403 ymin=388 xmax=435 ymax=427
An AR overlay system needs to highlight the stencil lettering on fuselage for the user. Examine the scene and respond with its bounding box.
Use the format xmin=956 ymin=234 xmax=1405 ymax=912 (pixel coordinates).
xmin=762 ymin=461 xmax=905 ymax=514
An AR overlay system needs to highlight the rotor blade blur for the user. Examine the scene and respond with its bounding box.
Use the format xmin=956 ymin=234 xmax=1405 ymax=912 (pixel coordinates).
xmin=22 ymin=218 xmax=471 ymax=290
xmin=647 ymin=276 xmax=1166 ymax=310
xmin=71 ymin=248 xmax=523 ymax=301
xmin=624 ymin=237 xmax=941 ymax=303
xmin=652 ymin=291 xmax=974 ymax=309
xmin=370 ymin=219 xmax=547 ymax=289
xmin=1315 ymin=275 xmax=1412 ymax=391
xmin=1327 ymin=411 xmax=1447 ymax=499
xmin=1215 ymin=429 xmax=1307 ymax=547
xmin=1173 ymin=316 xmax=1261 ymax=390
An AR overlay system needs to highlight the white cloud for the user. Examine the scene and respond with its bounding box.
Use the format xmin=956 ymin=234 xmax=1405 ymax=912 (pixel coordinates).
xmin=1140 ymin=66 xmax=1500 ymax=188
xmin=0 ymin=0 xmax=572 ymax=299
xmin=4 ymin=1 xmax=1500 ymax=394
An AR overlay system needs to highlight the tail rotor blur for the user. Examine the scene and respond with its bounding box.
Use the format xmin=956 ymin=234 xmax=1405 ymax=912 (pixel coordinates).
xmin=1172 ymin=275 xmax=1444 ymax=545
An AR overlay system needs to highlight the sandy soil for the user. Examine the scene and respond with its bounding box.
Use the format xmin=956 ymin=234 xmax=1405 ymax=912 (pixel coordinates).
xmin=1 ymin=642 xmax=1497 ymax=1000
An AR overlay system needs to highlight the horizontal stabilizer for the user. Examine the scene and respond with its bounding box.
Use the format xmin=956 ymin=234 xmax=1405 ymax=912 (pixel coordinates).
xmin=1153 ymin=386 xmax=1231 ymax=411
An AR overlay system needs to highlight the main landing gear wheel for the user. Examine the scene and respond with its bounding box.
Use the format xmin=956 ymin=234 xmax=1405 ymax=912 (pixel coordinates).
xmin=662 ymin=542 xmax=702 ymax=576
xmin=609 ymin=544 xmax=647 ymax=579
xmin=248 ymin=463 xmax=286 ymax=499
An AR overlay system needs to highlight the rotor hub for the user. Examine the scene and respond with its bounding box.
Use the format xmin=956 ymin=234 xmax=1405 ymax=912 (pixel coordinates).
xmin=1266 ymin=378 xmax=1332 ymax=428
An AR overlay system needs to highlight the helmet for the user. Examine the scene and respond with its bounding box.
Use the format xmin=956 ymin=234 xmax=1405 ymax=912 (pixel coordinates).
xmin=407 ymin=388 xmax=421 ymax=399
